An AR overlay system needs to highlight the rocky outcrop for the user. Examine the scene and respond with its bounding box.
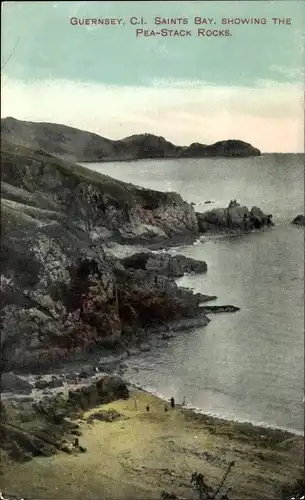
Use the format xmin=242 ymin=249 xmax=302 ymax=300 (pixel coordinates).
xmin=1 ymin=242 xmax=206 ymax=370
xmin=34 ymin=377 xmax=64 ymax=390
xmin=196 ymin=201 xmax=274 ymax=233
xmin=121 ymin=252 xmax=207 ymax=277
xmin=1 ymin=117 xmax=261 ymax=162
xmin=200 ymin=305 xmax=240 ymax=314
xmin=0 ymin=376 xmax=129 ymax=464
xmin=0 ymin=140 xmax=210 ymax=370
xmin=180 ymin=139 xmax=261 ymax=158
xmin=34 ymin=376 xmax=129 ymax=419
xmin=1 ymin=372 xmax=33 ymax=394
xmin=291 ymin=214 xmax=305 ymax=226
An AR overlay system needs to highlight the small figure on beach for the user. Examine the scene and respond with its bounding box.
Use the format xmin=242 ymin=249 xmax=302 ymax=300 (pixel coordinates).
xmin=252 ymin=218 xmax=262 ymax=229
xmin=182 ymin=396 xmax=186 ymax=406
xmin=243 ymin=213 xmax=248 ymax=230
xmin=146 ymin=405 xmax=150 ymax=412
xmin=170 ymin=397 xmax=175 ymax=408
xmin=266 ymin=214 xmax=273 ymax=227
xmin=73 ymin=437 xmax=79 ymax=447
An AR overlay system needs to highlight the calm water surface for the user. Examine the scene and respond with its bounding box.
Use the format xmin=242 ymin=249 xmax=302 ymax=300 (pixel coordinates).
xmin=84 ymin=155 xmax=304 ymax=433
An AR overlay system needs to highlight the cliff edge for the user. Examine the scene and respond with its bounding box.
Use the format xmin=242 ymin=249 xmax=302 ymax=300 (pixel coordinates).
xmin=1 ymin=138 xmax=208 ymax=370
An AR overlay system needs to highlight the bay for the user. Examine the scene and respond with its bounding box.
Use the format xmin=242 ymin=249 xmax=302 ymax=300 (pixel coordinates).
xmin=82 ymin=154 xmax=304 ymax=433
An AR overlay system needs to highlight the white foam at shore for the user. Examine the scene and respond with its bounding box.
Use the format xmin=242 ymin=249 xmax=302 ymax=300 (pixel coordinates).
xmin=3 ymin=370 xmax=303 ymax=437
xmin=128 ymin=382 xmax=304 ymax=437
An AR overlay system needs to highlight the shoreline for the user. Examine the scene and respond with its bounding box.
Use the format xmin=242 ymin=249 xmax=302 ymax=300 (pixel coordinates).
xmin=3 ymin=365 xmax=303 ymax=438
xmin=1 ymin=386 xmax=303 ymax=500
xmin=128 ymin=383 xmax=305 ymax=438
xmin=77 ymin=153 xmax=261 ymax=165
xmin=75 ymin=151 xmax=303 ymax=166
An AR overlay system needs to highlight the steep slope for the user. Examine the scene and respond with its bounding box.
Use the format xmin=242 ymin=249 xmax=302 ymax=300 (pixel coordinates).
xmin=0 ymin=139 xmax=207 ymax=370
xmin=1 ymin=116 xmax=116 ymax=161
xmin=1 ymin=137 xmax=198 ymax=243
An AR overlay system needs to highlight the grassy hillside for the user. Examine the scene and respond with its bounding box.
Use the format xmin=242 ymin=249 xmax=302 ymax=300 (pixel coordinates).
xmin=1 ymin=116 xmax=261 ymax=162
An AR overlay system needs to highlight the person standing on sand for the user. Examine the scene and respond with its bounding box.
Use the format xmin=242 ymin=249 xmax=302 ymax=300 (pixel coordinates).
xmin=226 ymin=208 xmax=232 ymax=231
xmin=243 ymin=213 xmax=248 ymax=231
xmin=170 ymin=397 xmax=175 ymax=408
xmin=266 ymin=214 xmax=273 ymax=227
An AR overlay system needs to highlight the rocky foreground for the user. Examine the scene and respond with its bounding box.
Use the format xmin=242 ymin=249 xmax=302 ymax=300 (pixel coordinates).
xmin=1 ymin=117 xmax=261 ymax=162
xmin=0 ymin=376 xmax=130 ymax=482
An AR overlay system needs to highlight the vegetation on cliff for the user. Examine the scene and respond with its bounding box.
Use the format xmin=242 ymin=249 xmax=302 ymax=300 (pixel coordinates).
xmin=1 ymin=117 xmax=261 ymax=162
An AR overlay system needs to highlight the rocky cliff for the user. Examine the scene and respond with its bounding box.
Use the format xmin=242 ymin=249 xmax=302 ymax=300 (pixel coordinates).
xmin=1 ymin=138 xmax=199 ymax=244
xmin=1 ymin=117 xmax=261 ymax=162
xmin=1 ymin=138 xmax=209 ymax=370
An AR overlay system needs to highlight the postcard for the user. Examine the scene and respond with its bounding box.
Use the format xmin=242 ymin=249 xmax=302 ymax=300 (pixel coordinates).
xmin=1 ymin=1 xmax=304 ymax=499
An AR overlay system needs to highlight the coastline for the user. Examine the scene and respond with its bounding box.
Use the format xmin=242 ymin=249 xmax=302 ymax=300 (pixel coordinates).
xmin=3 ymin=362 xmax=303 ymax=437
xmin=77 ymin=152 xmax=303 ymax=166
xmin=1 ymin=125 xmax=303 ymax=500
xmin=1 ymin=387 xmax=303 ymax=500
xmin=127 ymin=383 xmax=304 ymax=438
xmin=77 ymin=153 xmax=260 ymax=165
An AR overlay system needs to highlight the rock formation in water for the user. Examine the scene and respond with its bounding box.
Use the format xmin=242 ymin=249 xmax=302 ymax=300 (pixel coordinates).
xmin=1 ymin=138 xmax=210 ymax=370
xmin=291 ymin=214 xmax=305 ymax=226
xmin=196 ymin=200 xmax=274 ymax=233
xmin=1 ymin=117 xmax=261 ymax=162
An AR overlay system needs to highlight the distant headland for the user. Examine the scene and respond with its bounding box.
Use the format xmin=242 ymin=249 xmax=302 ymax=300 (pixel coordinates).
xmin=1 ymin=116 xmax=261 ymax=163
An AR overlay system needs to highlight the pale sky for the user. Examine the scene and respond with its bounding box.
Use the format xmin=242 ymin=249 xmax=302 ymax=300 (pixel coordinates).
xmin=1 ymin=1 xmax=305 ymax=152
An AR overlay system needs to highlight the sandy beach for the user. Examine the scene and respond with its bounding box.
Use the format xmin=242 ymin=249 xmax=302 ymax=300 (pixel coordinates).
xmin=1 ymin=389 xmax=303 ymax=500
